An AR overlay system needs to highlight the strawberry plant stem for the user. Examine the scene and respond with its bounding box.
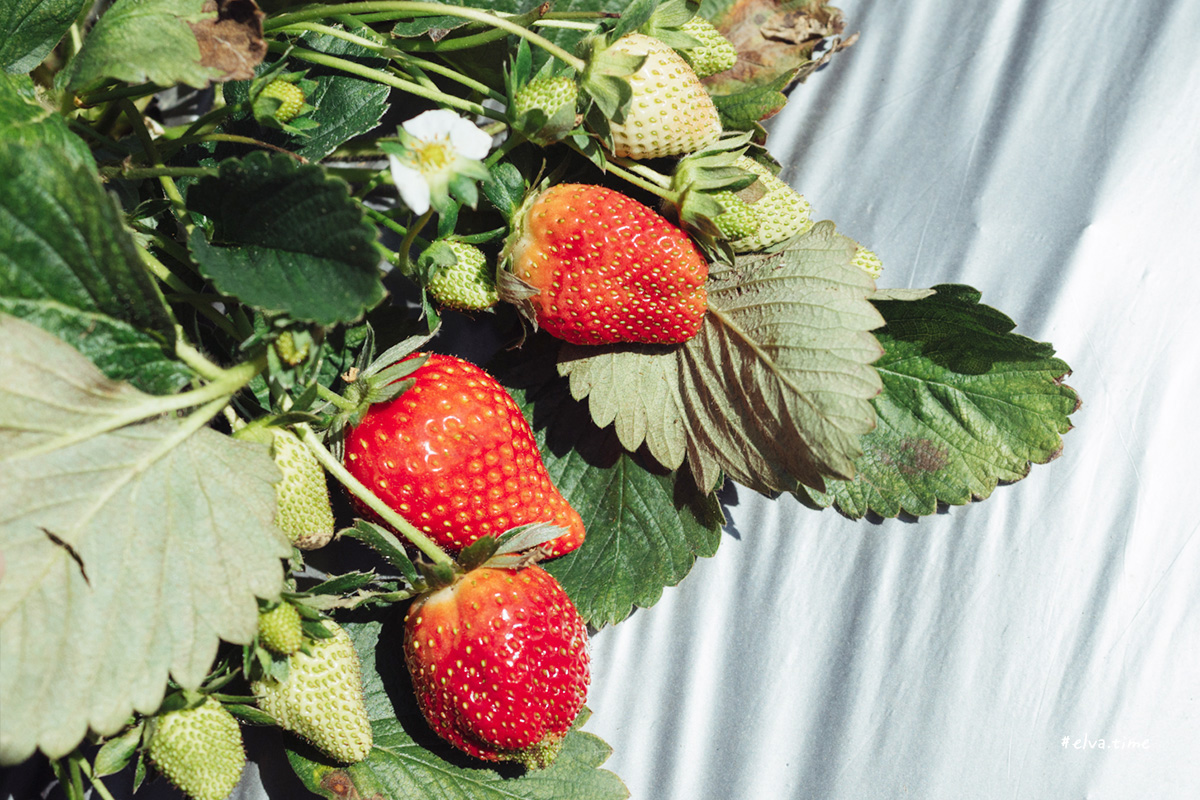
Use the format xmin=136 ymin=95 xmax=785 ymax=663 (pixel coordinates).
xmin=118 ymin=99 xmax=192 ymax=233
xmin=75 ymin=81 xmax=164 ymax=107
xmin=396 ymin=52 xmax=508 ymax=104
xmin=135 ymin=247 xmax=192 ymax=295
xmin=18 ymin=354 xmax=268 ymax=460
xmin=110 ymin=166 xmax=218 ymax=180
xmin=77 ymin=758 xmax=118 ymax=800
xmin=396 ymin=209 xmax=434 ymax=276
xmin=267 ymin=42 xmax=504 ymax=121
xmin=295 ymin=424 xmax=456 ymax=569
xmin=314 ymin=384 xmax=360 ymax=413
xmin=175 ymin=338 xmax=230 ymax=383
xmin=264 ymin=2 xmax=587 ymax=72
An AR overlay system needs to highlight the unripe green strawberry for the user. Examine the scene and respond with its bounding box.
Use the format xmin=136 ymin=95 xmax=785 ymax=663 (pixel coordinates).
xmin=256 ymin=80 xmax=305 ymax=123
xmin=271 ymin=428 xmax=335 ymax=550
xmin=605 ymin=33 xmax=722 ymax=159
xmin=258 ymin=601 xmax=304 ymax=655
xmin=513 ymin=75 xmax=578 ymax=121
xmin=852 ymin=246 xmax=883 ymax=279
xmin=427 ymin=241 xmax=499 ymax=311
xmin=711 ymin=190 xmax=758 ymax=241
xmin=146 ymin=697 xmax=245 ymax=800
xmin=404 ymin=564 xmax=589 ymax=768
xmin=253 ymin=620 xmax=373 ymax=764
xmin=680 ymin=17 xmax=738 ymax=78
xmin=718 ymin=156 xmax=813 ymax=252
xmin=274 ymin=330 xmax=309 ymax=365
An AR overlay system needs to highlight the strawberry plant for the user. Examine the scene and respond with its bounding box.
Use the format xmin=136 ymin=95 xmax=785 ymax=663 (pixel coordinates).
xmin=0 ymin=0 xmax=1080 ymax=798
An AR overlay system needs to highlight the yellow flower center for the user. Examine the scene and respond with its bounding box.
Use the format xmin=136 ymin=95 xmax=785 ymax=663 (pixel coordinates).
xmin=410 ymin=137 xmax=454 ymax=172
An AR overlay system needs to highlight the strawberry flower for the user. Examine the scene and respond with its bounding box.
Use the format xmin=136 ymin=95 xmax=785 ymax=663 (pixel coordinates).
xmin=384 ymin=109 xmax=492 ymax=215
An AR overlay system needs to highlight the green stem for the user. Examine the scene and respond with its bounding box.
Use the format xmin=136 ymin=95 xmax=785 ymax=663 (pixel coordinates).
xmin=314 ymin=383 xmax=359 ymax=412
xmin=170 ymin=133 xmax=307 ymax=161
xmin=110 ymin=165 xmax=218 ymax=180
xmin=175 ymin=337 xmax=230 ymax=383
xmin=396 ymin=52 xmax=507 ymax=104
xmin=16 ymin=354 xmax=267 ymax=460
xmin=119 ymin=99 xmax=192 ymax=232
xmin=295 ymin=424 xmax=455 ymax=569
xmin=136 ymin=246 xmax=192 ymax=295
xmin=274 ymin=21 xmax=399 ymax=56
xmin=614 ymin=156 xmax=673 ymax=189
xmin=264 ymin=2 xmax=586 ymax=71
xmin=76 ymin=81 xmax=163 ymax=108
xmin=484 ymin=132 xmax=523 ymax=167
xmin=267 ymin=41 xmax=503 ymax=121
xmin=395 ymin=209 xmax=433 ymax=276
xmin=77 ymin=758 xmax=118 ymax=800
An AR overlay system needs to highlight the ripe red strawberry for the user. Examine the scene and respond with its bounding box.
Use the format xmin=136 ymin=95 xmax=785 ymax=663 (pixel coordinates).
xmin=342 ymin=354 xmax=584 ymax=557
xmin=404 ymin=564 xmax=590 ymax=769
xmin=503 ymin=183 xmax=708 ymax=345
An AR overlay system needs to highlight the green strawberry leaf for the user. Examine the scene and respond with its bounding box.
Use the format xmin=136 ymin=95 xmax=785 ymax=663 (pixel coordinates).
xmin=0 ymin=73 xmax=94 ymax=166
xmin=186 ymin=151 xmax=384 ymax=326
xmin=0 ymin=0 xmax=88 ymax=74
xmin=559 ymin=221 xmax=884 ymax=496
xmin=0 ymin=135 xmax=190 ymax=395
xmin=493 ymin=340 xmax=725 ymax=627
xmin=709 ymin=70 xmax=793 ymax=130
xmin=286 ymin=620 xmax=629 ymax=800
xmin=806 ymin=285 xmax=1081 ymax=517
xmin=64 ymin=0 xmax=227 ymax=91
xmin=0 ymin=315 xmax=291 ymax=765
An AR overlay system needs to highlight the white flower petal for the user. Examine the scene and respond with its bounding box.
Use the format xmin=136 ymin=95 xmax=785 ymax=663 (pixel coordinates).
xmin=388 ymin=156 xmax=431 ymax=215
xmin=401 ymin=109 xmax=462 ymax=142
xmin=447 ymin=119 xmax=493 ymax=160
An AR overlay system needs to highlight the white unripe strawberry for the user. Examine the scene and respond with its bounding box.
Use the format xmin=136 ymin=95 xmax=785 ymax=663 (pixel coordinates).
xmin=253 ymin=620 xmax=373 ymax=764
xmin=146 ymin=697 xmax=245 ymax=800
xmin=605 ymin=33 xmax=722 ymax=159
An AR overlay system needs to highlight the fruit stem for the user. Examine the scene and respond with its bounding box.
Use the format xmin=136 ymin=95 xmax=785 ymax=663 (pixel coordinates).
xmin=294 ymin=424 xmax=457 ymax=569
xmin=15 ymin=353 xmax=268 ymax=460
xmin=314 ymin=383 xmax=360 ymax=412
xmin=135 ymin=246 xmax=192 ymax=295
xmin=75 ymin=81 xmax=164 ymax=108
xmin=118 ymin=99 xmax=193 ymax=234
xmin=571 ymin=142 xmax=677 ymax=202
xmin=266 ymin=41 xmax=504 ymax=122
xmin=395 ymin=209 xmax=434 ymax=276
xmin=77 ymin=757 xmax=118 ymax=800
xmin=264 ymin=2 xmax=587 ymax=72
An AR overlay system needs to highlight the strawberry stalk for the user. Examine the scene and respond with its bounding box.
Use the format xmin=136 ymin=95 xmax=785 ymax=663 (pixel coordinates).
xmin=294 ymin=423 xmax=457 ymax=570
xmin=119 ymin=99 xmax=191 ymax=233
xmin=76 ymin=757 xmax=118 ymax=800
xmin=263 ymin=41 xmax=504 ymax=122
xmin=264 ymin=2 xmax=587 ymax=72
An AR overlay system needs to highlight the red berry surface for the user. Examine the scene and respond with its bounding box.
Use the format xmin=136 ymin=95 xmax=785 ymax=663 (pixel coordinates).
xmin=507 ymin=183 xmax=709 ymax=345
xmin=404 ymin=565 xmax=590 ymax=768
xmin=343 ymin=354 xmax=584 ymax=557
